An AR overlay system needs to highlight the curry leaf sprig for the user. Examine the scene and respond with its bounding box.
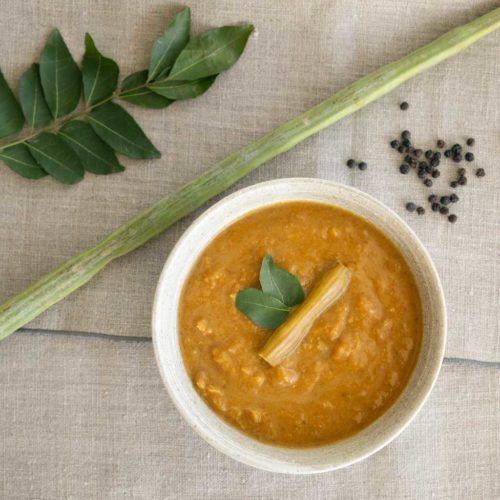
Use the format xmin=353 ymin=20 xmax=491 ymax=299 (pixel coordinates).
xmin=0 ymin=7 xmax=253 ymax=184
xmin=235 ymin=255 xmax=305 ymax=329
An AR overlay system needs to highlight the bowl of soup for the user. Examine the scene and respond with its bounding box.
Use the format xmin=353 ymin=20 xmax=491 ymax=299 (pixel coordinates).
xmin=152 ymin=178 xmax=446 ymax=473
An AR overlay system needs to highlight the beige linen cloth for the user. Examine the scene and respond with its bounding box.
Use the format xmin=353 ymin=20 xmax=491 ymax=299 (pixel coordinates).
xmin=0 ymin=0 xmax=499 ymax=498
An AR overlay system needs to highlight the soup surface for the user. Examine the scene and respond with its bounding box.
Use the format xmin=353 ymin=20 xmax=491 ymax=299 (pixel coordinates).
xmin=179 ymin=201 xmax=422 ymax=447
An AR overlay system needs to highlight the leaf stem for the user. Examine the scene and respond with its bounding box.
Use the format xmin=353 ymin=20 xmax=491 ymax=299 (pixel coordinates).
xmin=0 ymin=82 xmax=149 ymax=150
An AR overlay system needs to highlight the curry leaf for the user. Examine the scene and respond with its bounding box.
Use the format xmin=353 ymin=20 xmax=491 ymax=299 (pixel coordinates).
xmin=0 ymin=70 xmax=24 ymax=138
xmin=167 ymin=24 xmax=253 ymax=81
xmin=88 ymin=101 xmax=160 ymax=159
xmin=82 ymin=33 xmax=119 ymax=106
xmin=39 ymin=29 xmax=81 ymax=118
xmin=259 ymin=255 xmax=304 ymax=307
xmin=0 ymin=144 xmax=47 ymax=179
xmin=19 ymin=64 xmax=52 ymax=129
xmin=120 ymin=70 xmax=172 ymax=109
xmin=148 ymin=7 xmax=191 ymax=81
xmin=27 ymin=132 xmax=84 ymax=184
xmin=150 ymin=75 xmax=216 ymax=100
xmin=235 ymin=288 xmax=290 ymax=330
xmin=59 ymin=120 xmax=124 ymax=174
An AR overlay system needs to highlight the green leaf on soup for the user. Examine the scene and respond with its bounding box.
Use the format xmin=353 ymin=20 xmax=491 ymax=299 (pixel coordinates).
xmin=148 ymin=7 xmax=191 ymax=81
xmin=82 ymin=33 xmax=119 ymax=106
xmin=235 ymin=288 xmax=290 ymax=330
xmin=19 ymin=64 xmax=52 ymax=129
xmin=150 ymin=75 xmax=216 ymax=100
xmin=259 ymin=254 xmax=304 ymax=307
xmin=0 ymin=144 xmax=48 ymax=179
xmin=167 ymin=24 xmax=253 ymax=81
xmin=39 ymin=29 xmax=81 ymax=118
xmin=59 ymin=120 xmax=124 ymax=175
xmin=120 ymin=70 xmax=172 ymax=109
xmin=0 ymin=70 xmax=25 ymax=138
xmin=27 ymin=132 xmax=84 ymax=184
xmin=87 ymin=101 xmax=160 ymax=159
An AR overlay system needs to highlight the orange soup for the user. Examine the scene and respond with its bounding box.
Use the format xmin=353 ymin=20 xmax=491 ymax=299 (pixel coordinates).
xmin=179 ymin=201 xmax=422 ymax=447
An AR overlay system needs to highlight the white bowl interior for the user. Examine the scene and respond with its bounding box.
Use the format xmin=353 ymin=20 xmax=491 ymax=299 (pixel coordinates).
xmin=152 ymin=178 xmax=446 ymax=474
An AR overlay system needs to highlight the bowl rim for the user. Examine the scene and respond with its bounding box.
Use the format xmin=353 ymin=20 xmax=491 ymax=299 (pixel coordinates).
xmin=152 ymin=178 xmax=447 ymax=474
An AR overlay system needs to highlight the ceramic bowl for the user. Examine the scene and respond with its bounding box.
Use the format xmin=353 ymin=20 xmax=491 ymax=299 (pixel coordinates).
xmin=152 ymin=178 xmax=446 ymax=474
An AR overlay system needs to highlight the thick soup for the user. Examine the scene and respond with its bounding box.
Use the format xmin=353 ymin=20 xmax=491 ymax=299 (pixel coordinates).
xmin=179 ymin=202 xmax=422 ymax=447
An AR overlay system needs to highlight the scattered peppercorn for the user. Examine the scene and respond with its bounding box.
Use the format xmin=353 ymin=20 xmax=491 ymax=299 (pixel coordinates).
xmin=458 ymin=168 xmax=466 ymax=176
xmin=425 ymin=164 xmax=433 ymax=174
xmin=431 ymin=202 xmax=440 ymax=212
xmin=358 ymin=161 xmax=367 ymax=171
xmin=390 ymin=140 xmax=400 ymax=149
xmin=402 ymin=139 xmax=411 ymax=148
xmin=448 ymin=214 xmax=457 ymax=223
xmin=458 ymin=176 xmax=467 ymax=185
xmin=425 ymin=150 xmax=433 ymax=159
xmin=400 ymin=164 xmax=410 ymax=174
xmin=423 ymin=179 xmax=433 ymax=187
xmin=346 ymin=159 xmax=356 ymax=168
xmin=437 ymin=140 xmax=445 ymax=148
xmin=466 ymin=138 xmax=475 ymax=146
xmin=416 ymin=206 xmax=425 ymax=215
xmin=465 ymin=152 xmax=474 ymax=162
xmin=406 ymin=202 xmax=417 ymax=212
xmin=444 ymin=149 xmax=452 ymax=158
xmin=400 ymin=101 xmax=409 ymax=110
xmin=428 ymin=194 xmax=438 ymax=203
xmin=476 ymin=168 xmax=485 ymax=177
xmin=431 ymin=170 xmax=440 ymax=178
xmin=453 ymin=154 xmax=463 ymax=163
xmin=440 ymin=206 xmax=449 ymax=215
xmin=451 ymin=143 xmax=462 ymax=153
xmin=402 ymin=130 xmax=411 ymax=140
xmin=450 ymin=193 xmax=459 ymax=203
xmin=398 ymin=145 xmax=405 ymax=153
xmin=440 ymin=196 xmax=451 ymax=205
xmin=417 ymin=170 xmax=426 ymax=179
xmin=450 ymin=181 xmax=458 ymax=188
xmin=414 ymin=149 xmax=423 ymax=157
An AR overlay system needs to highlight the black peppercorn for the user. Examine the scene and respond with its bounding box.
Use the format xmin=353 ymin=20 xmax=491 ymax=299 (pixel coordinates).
xmin=402 ymin=139 xmax=411 ymax=148
xmin=448 ymin=214 xmax=457 ymax=223
xmin=404 ymin=155 xmax=413 ymax=164
xmin=458 ymin=176 xmax=467 ymax=185
xmin=450 ymin=193 xmax=459 ymax=203
xmin=347 ymin=159 xmax=356 ymax=168
xmin=400 ymin=101 xmax=409 ymax=110
xmin=390 ymin=140 xmax=400 ymax=149
xmin=425 ymin=164 xmax=433 ymax=174
xmin=417 ymin=170 xmax=426 ymax=179
xmin=406 ymin=202 xmax=417 ymax=212
xmin=450 ymin=181 xmax=458 ymax=188
xmin=425 ymin=150 xmax=433 ymax=159
xmin=402 ymin=130 xmax=411 ymax=140
xmin=466 ymin=138 xmax=475 ymax=146
xmin=430 ymin=158 xmax=440 ymax=167
xmin=444 ymin=149 xmax=452 ymax=158
xmin=398 ymin=145 xmax=405 ymax=153
xmin=416 ymin=206 xmax=425 ymax=215
xmin=476 ymin=168 xmax=485 ymax=177
xmin=431 ymin=202 xmax=440 ymax=212
xmin=437 ymin=140 xmax=445 ymax=148
xmin=414 ymin=149 xmax=422 ymax=157
xmin=358 ymin=161 xmax=367 ymax=171
xmin=458 ymin=168 xmax=466 ymax=176
xmin=399 ymin=164 xmax=410 ymax=174
xmin=453 ymin=154 xmax=463 ymax=163
xmin=465 ymin=152 xmax=474 ymax=162
xmin=440 ymin=196 xmax=451 ymax=205
xmin=423 ymin=179 xmax=433 ymax=187
xmin=428 ymin=194 xmax=438 ymax=203
xmin=440 ymin=206 xmax=449 ymax=215
xmin=431 ymin=170 xmax=440 ymax=178
xmin=451 ymin=143 xmax=462 ymax=153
